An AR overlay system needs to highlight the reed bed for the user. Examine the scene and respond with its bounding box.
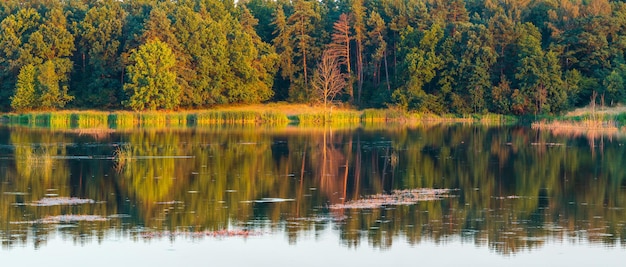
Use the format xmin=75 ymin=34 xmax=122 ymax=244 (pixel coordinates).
xmin=167 ymin=113 xmax=188 ymax=127
xmin=259 ymin=111 xmax=289 ymax=125
xmin=74 ymin=111 xmax=108 ymax=128
xmin=1 ymin=105 xmax=525 ymax=129
xmin=292 ymin=110 xmax=361 ymax=126
xmin=139 ymin=112 xmax=168 ymax=127
xmin=361 ymin=109 xmax=406 ymax=122
xmin=531 ymin=118 xmax=619 ymax=131
xmin=113 ymin=144 xmax=132 ymax=171
xmin=24 ymin=147 xmax=55 ymax=170
xmin=109 ymin=112 xmax=137 ymax=129
xmin=194 ymin=110 xmax=260 ymax=125
xmin=48 ymin=113 xmax=72 ymax=129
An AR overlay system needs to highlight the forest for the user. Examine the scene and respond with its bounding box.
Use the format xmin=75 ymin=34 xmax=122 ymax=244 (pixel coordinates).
xmin=1 ymin=0 xmax=626 ymax=115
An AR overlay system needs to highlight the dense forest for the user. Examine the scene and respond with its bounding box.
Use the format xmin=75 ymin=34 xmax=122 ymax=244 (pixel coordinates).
xmin=1 ymin=0 xmax=626 ymax=115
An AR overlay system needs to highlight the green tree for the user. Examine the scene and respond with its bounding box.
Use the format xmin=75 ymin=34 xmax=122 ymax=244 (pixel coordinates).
xmin=0 ymin=8 xmax=41 ymax=107
xmin=394 ymin=24 xmax=444 ymax=111
xmin=123 ymin=39 xmax=180 ymax=111
xmin=229 ymin=6 xmax=279 ymax=104
xmin=287 ymin=0 xmax=321 ymax=102
xmin=10 ymin=64 xmax=37 ymax=111
xmin=75 ymin=1 xmax=126 ymax=108
xmin=351 ymin=0 xmax=365 ymax=105
xmin=602 ymin=70 xmax=625 ymax=106
xmin=515 ymin=23 xmax=565 ymax=114
xmin=366 ymin=11 xmax=390 ymax=94
xmin=38 ymin=59 xmax=73 ymax=109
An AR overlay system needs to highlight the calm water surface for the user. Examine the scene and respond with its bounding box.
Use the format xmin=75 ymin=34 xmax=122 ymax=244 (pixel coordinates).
xmin=1 ymin=124 xmax=625 ymax=266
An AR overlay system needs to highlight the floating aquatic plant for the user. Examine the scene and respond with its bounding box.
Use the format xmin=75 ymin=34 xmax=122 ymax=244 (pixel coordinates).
xmin=329 ymin=188 xmax=454 ymax=209
xmin=11 ymin=215 xmax=109 ymax=224
xmin=28 ymin=197 xmax=96 ymax=206
xmin=140 ymin=230 xmax=259 ymax=239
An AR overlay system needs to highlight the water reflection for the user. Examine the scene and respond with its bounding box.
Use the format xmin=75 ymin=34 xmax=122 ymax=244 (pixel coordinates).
xmin=0 ymin=124 xmax=625 ymax=254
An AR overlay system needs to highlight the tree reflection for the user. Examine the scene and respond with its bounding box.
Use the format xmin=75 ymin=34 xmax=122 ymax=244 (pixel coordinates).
xmin=0 ymin=125 xmax=625 ymax=254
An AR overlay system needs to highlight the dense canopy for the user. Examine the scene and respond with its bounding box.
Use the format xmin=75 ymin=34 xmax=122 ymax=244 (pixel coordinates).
xmin=0 ymin=0 xmax=625 ymax=114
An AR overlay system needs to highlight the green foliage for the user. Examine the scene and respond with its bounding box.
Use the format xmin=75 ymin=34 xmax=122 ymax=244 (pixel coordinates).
xmin=123 ymin=39 xmax=180 ymax=111
xmin=0 ymin=0 xmax=625 ymax=114
xmin=10 ymin=64 xmax=37 ymax=111
xmin=394 ymin=24 xmax=444 ymax=111
xmin=37 ymin=60 xmax=74 ymax=109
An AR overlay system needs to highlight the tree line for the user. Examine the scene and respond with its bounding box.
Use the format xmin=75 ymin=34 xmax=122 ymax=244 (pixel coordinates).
xmin=1 ymin=0 xmax=625 ymax=114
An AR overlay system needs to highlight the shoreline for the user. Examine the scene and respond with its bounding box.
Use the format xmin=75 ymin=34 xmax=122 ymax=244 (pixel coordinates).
xmin=2 ymin=104 xmax=625 ymax=132
xmin=0 ymin=104 xmax=516 ymax=129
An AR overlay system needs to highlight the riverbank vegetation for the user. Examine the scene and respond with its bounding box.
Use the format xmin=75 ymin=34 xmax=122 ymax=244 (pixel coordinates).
xmin=0 ymin=0 xmax=625 ymax=116
xmin=0 ymin=104 xmax=515 ymax=128
xmin=531 ymin=104 xmax=626 ymax=133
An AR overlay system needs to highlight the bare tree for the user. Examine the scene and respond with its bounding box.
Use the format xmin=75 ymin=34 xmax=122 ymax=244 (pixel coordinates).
xmin=327 ymin=14 xmax=352 ymax=101
xmin=312 ymin=50 xmax=347 ymax=109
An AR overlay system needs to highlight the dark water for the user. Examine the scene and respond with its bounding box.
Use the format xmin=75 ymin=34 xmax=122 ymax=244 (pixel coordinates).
xmin=1 ymin=124 xmax=625 ymax=266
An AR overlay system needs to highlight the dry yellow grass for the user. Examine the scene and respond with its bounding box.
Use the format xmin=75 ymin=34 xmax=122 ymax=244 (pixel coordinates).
xmin=531 ymin=120 xmax=620 ymax=140
xmin=207 ymin=103 xmax=353 ymax=116
xmin=565 ymin=104 xmax=626 ymax=117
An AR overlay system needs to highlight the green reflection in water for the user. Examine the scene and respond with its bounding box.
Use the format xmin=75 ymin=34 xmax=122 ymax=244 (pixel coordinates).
xmin=0 ymin=124 xmax=625 ymax=254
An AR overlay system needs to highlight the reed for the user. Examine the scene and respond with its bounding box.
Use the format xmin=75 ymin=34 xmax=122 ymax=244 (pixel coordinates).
xmin=113 ymin=144 xmax=133 ymax=171
xmin=74 ymin=111 xmax=108 ymax=128
xmin=259 ymin=111 xmax=289 ymax=125
xmin=4 ymin=113 xmax=36 ymax=126
xmin=195 ymin=110 xmax=260 ymax=125
xmin=292 ymin=110 xmax=361 ymax=126
xmin=361 ymin=108 xmax=407 ymax=122
xmin=474 ymin=113 xmax=517 ymax=124
xmin=293 ymin=112 xmax=327 ymax=125
xmin=139 ymin=112 xmax=168 ymax=127
xmin=531 ymin=118 xmax=618 ymax=131
xmin=24 ymin=147 xmax=55 ymax=170
xmin=167 ymin=113 xmax=188 ymax=127
xmin=48 ymin=113 xmax=71 ymax=129
xmin=110 ymin=112 xmax=137 ymax=129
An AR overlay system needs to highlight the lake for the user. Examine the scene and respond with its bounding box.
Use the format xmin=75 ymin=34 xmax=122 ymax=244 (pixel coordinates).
xmin=0 ymin=124 xmax=625 ymax=266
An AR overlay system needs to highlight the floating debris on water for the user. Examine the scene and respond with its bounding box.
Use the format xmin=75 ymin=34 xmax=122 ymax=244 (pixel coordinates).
xmin=3 ymin=192 xmax=29 ymax=195
xmin=155 ymin=201 xmax=183 ymax=205
xmin=140 ymin=229 xmax=259 ymax=239
xmin=42 ymin=215 xmax=108 ymax=223
xmin=28 ymin=197 xmax=96 ymax=206
xmin=531 ymin=142 xmax=565 ymax=147
xmin=107 ymin=214 xmax=132 ymax=219
xmin=253 ymin=198 xmax=295 ymax=203
xmin=329 ymin=188 xmax=454 ymax=209
xmin=492 ymin=195 xmax=525 ymax=200
xmin=11 ymin=215 xmax=109 ymax=224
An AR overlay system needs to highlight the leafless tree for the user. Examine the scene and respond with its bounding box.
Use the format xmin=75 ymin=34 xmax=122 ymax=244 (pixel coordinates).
xmin=312 ymin=50 xmax=347 ymax=109
xmin=327 ymin=13 xmax=352 ymax=102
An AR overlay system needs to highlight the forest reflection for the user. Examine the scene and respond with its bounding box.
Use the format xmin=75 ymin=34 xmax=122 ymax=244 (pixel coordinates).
xmin=0 ymin=124 xmax=625 ymax=254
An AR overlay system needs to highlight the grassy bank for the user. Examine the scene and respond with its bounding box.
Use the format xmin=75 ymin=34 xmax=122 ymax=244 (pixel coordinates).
xmin=531 ymin=105 xmax=626 ymax=133
xmin=0 ymin=104 xmax=517 ymax=129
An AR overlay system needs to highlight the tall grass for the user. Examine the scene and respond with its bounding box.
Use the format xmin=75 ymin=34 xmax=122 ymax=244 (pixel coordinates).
xmin=74 ymin=111 xmax=108 ymax=128
xmin=292 ymin=110 xmax=361 ymax=125
xmin=361 ymin=109 xmax=406 ymax=122
xmin=194 ymin=110 xmax=267 ymax=125
xmin=0 ymin=106 xmax=531 ymax=129
xmin=109 ymin=112 xmax=136 ymax=129
xmin=49 ymin=113 xmax=72 ymax=129
xmin=260 ymin=111 xmax=289 ymax=125
xmin=113 ymin=144 xmax=133 ymax=172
